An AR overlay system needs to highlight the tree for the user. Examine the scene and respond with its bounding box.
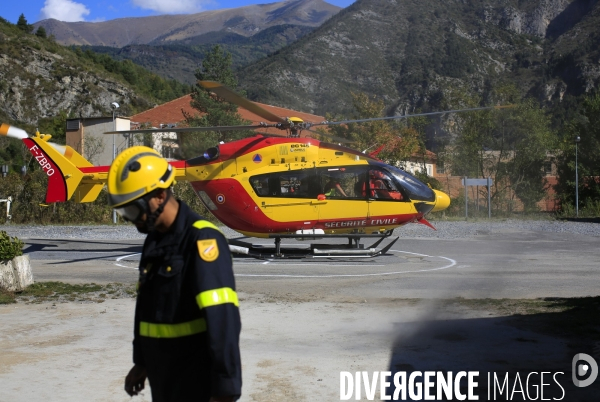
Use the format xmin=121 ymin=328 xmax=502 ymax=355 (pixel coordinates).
xmin=500 ymin=100 xmax=556 ymax=211
xmin=405 ymin=115 xmax=430 ymax=174
xmin=327 ymin=92 xmax=422 ymax=164
xmin=180 ymin=45 xmax=252 ymax=159
xmin=17 ymin=14 xmax=33 ymax=33
xmin=38 ymin=110 xmax=69 ymax=144
xmin=449 ymin=95 xmax=556 ymax=212
xmin=83 ymin=136 xmax=106 ymax=165
xmin=35 ymin=26 xmax=47 ymax=38
xmin=555 ymin=92 xmax=600 ymax=213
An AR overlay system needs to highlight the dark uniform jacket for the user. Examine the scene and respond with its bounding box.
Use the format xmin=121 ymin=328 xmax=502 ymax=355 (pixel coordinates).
xmin=133 ymin=200 xmax=241 ymax=402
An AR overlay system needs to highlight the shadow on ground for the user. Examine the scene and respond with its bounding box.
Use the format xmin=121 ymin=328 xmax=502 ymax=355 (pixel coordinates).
xmin=386 ymin=297 xmax=599 ymax=401
xmin=558 ymin=217 xmax=600 ymax=223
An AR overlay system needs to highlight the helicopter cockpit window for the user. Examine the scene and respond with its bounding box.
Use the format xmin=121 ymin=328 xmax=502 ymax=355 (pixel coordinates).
xmin=384 ymin=164 xmax=436 ymax=202
xmin=250 ymin=171 xmax=320 ymax=198
xmin=317 ymin=166 xmax=404 ymax=200
xmin=364 ymin=169 xmax=405 ymax=200
xmin=315 ymin=166 xmax=365 ymax=199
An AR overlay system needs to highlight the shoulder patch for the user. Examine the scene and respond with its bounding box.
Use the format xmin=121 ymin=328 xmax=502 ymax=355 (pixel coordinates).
xmin=197 ymin=239 xmax=219 ymax=262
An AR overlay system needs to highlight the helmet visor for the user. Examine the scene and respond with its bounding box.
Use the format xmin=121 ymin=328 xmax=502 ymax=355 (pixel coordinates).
xmin=115 ymin=201 xmax=145 ymax=222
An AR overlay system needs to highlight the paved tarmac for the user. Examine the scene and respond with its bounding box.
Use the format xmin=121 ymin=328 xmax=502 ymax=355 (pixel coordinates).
xmin=22 ymin=225 xmax=600 ymax=299
xmin=1 ymin=225 xmax=598 ymax=401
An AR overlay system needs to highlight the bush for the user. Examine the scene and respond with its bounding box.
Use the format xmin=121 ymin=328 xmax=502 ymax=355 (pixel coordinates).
xmin=0 ymin=230 xmax=24 ymax=260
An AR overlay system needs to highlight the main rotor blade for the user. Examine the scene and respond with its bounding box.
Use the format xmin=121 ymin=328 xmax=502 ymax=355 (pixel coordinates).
xmin=302 ymin=127 xmax=353 ymax=144
xmin=199 ymin=81 xmax=287 ymax=124
xmin=104 ymin=124 xmax=271 ymax=135
xmin=311 ymin=105 xmax=515 ymax=127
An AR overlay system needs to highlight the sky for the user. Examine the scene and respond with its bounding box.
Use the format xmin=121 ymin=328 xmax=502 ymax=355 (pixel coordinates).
xmin=3 ymin=0 xmax=354 ymax=24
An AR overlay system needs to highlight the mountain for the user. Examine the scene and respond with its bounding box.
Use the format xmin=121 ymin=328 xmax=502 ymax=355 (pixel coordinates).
xmin=235 ymin=0 xmax=600 ymax=118
xmin=33 ymin=0 xmax=341 ymax=47
xmin=0 ymin=19 xmax=189 ymax=127
xmin=81 ymin=24 xmax=316 ymax=85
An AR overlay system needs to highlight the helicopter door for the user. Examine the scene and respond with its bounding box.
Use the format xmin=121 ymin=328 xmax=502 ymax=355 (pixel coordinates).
xmin=317 ymin=166 xmax=369 ymax=230
xmin=365 ymin=168 xmax=413 ymax=229
xmin=249 ymin=170 xmax=320 ymax=229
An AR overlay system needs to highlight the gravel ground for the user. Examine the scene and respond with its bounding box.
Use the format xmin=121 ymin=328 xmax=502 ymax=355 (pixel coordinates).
xmin=1 ymin=218 xmax=599 ymax=241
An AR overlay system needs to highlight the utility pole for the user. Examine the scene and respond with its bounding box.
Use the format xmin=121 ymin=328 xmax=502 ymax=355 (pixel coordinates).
xmin=111 ymin=102 xmax=120 ymax=224
xmin=575 ymin=135 xmax=580 ymax=218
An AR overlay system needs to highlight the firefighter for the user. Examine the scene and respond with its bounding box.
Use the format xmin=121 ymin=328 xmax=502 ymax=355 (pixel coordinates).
xmin=107 ymin=146 xmax=242 ymax=402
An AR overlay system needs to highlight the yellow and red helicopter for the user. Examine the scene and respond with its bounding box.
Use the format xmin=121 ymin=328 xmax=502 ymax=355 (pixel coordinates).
xmin=1 ymin=82 xmax=506 ymax=258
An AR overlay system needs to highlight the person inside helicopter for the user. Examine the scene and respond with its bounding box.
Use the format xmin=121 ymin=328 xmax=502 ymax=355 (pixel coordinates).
xmin=358 ymin=170 xmax=403 ymax=200
xmin=324 ymin=176 xmax=348 ymax=197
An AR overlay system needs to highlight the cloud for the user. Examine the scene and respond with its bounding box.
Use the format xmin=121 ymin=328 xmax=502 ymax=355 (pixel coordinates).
xmin=40 ymin=0 xmax=91 ymax=22
xmin=131 ymin=0 xmax=213 ymax=14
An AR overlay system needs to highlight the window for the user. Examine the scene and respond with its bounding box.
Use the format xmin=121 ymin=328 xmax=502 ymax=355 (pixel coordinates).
xmin=385 ymin=164 xmax=436 ymax=202
xmin=250 ymin=167 xmax=369 ymax=199
xmin=250 ymin=170 xmax=320 ymax=198
xmin=250 ymin=165 xmax=415 ymax=202
xmin=321 ymin=166 xmax=368 ymax=199
xmin=66 ymin=119 xmax=80 ymax=130
xmin=437 ymin=161 xmax=445 ymax=174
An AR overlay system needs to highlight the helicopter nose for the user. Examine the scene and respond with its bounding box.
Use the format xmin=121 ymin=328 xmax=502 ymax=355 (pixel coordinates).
xmin=431 ymin=190 xmax=451 ymax=212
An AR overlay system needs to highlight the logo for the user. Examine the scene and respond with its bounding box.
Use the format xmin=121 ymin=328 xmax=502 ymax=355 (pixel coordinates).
xmin=252 ymin=154 xmax=262 ymax=163
xmin=197 ymin=239 xmax=219 ymax=262
xmin=216 ymin=194 xmax=225 ymax=204
xmin=572 ymin=353 xmax=598 ymax=387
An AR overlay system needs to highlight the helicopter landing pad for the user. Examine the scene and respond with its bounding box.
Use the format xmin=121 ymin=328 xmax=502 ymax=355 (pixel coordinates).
xmin=231 ymin=249 xmax=456 ymax=278
xmin=18 ymin=226 xmax=600 ymax=299
xmin=104 ymin=242 xmax=458 ymax=279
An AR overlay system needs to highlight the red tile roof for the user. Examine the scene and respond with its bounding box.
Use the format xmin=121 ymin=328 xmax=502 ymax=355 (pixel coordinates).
xmin=130 ymin=95 xmax=437 ymax=159
xmin=130 ymin=95 xmax=195 ymax=128
xmin=130 ymin=94 xmax=326 ymax=137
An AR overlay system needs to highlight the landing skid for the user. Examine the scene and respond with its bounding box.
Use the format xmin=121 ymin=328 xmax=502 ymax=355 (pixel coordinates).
xmin=228 ymin=231 xmax=399 ymax=259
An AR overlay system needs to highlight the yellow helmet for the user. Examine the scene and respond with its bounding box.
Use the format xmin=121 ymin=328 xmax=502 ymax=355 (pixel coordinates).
xmin=107 ymin=146 xmax=174 ymax=208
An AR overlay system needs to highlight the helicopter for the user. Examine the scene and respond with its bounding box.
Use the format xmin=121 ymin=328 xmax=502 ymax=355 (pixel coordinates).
xmin=1 ymin=82 xmax=508 ymax=258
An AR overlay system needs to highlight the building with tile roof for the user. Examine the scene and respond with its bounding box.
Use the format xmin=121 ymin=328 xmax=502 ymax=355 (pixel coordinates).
xmin=130 ymin=94 xmax=326 ymax=133
xmin=127 ymin=94 xmax=329 ymax=160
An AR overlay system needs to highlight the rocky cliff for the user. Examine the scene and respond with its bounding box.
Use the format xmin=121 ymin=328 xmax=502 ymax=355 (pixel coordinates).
xmin=482 ymin=0 xmax=572 ymax=37
xmin=0 ymin=27 xmax=160 ymax=126
xmin=236 ymin=0 xmax=600 ymax=117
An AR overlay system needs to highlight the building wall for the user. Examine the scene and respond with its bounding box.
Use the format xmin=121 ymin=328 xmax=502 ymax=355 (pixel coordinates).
xmin=399 ymin=160 xmax=434 ymax=177
xmin=66 ymin=117 xmax=130 ymax=166
xmin=150 ymin=131 xmax=179 ymax=160
xmin=433 ymin=173 xmax=559 ymax=212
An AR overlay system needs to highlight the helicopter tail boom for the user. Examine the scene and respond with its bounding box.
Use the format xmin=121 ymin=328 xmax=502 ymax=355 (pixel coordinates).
xmin=0 ymin=123 xmax=108 ymax=204
xmin=25 ymin=135 xmax=106 ymax=203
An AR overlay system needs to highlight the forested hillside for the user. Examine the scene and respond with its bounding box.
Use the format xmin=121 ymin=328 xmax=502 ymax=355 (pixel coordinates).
xmin=82 ymin=24 xmax=316 ymax=85
xmin=0 ymin=16 xmax=190 ymax=128
xmin=236 ymin=0 xmax=600 ymax=124
xmin=0 ymin=16 xmax=191 ymax=173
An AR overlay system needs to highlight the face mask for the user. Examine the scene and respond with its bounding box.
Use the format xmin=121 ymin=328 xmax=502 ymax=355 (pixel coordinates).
xmin=117 ymin=191 xmax=170 ymax=233
xmin=136 ymin=191 xmax=170 ymax=234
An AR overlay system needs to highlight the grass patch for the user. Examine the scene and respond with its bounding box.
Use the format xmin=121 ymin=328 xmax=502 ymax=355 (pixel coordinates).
xmin=428 ymin=211 xmax=558 ymax=222
xmin=21 ymin=282 xmax=103 ymax=297
xmin=0 ymin=288 xmax=16 ymax=304
xmin=13 ymin=281 xmax=136 ymax=304
xmin=448 ymin=296 xmax=600 ymax=341
xmin=448 ymin=297 xmax=569 ymax=315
